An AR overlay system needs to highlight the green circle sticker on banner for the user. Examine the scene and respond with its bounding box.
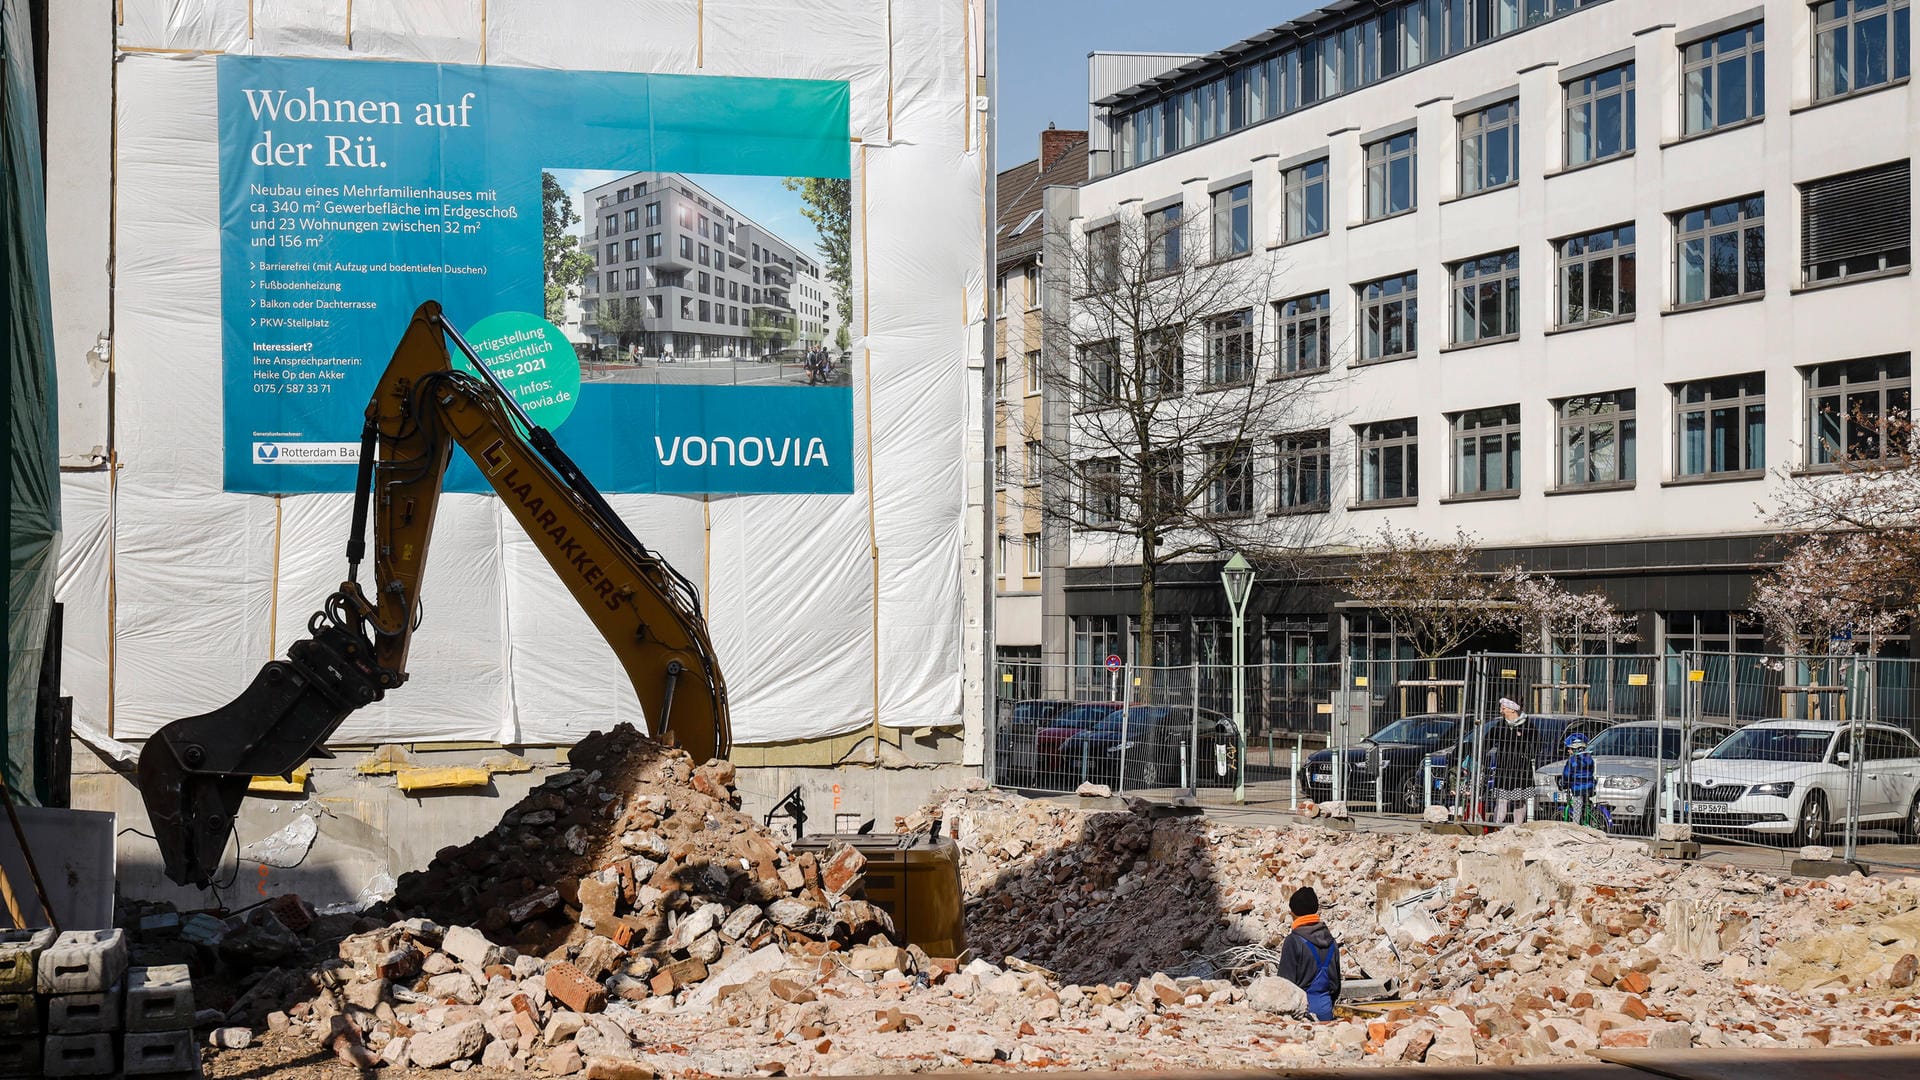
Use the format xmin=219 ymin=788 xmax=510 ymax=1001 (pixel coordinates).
xmin=455 ymin=311 xmax=582 ymax=431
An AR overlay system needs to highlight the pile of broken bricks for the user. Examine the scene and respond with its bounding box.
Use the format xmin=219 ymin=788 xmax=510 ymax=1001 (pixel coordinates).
xmin=187 ymin=737 xmax=1920 ymax=1074
xmin=213 ymin=725 xmax=920 ymax=1073
xmin=909 ymin=787 xmax=1920 ymax=1066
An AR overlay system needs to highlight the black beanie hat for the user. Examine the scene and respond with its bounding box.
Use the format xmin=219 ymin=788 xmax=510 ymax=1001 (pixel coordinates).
xmin=1289 ymin=887 xmax=1319 ymax=917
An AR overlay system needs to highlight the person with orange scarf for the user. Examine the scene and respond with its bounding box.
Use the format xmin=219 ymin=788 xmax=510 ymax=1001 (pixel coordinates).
xmin=1279 ymin=886 xmax=1342 ymax=1020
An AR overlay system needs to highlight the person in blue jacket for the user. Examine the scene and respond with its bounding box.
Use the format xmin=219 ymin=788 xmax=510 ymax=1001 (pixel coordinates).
xmin=1559 ymin=731 xmax=1602 ymax=828
xmin=1279 ymin=886 xmax=1341 ymax=1020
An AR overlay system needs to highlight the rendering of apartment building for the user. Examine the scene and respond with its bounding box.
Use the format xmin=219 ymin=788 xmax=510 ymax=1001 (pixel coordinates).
xmin=580 ymin=172 xmax=829 ymax=358
xmin=1048 ymin=0 xmax=1915 ymax=679
xmin=994 ymin=128 xmax=1089 ymax=692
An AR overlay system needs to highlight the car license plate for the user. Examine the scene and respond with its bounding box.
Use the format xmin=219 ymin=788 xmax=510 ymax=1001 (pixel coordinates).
xmin=1688 ymin=802 xmax=1732 ymax=814
xmin=1311 ymin=773 xmax=1330 ymax=784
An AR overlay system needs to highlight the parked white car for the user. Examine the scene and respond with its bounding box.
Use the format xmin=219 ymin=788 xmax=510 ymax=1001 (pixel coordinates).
xmin=1666 ymin=719 xmax=1920 ymax=847
xmin=1532 ymin=720 xmax=1734 ymax=834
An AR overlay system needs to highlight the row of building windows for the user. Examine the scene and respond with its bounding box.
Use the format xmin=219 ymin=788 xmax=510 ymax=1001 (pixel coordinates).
xmin=597 ymin=265 xmax=791 ymax=313
xmin=599 ymin=232 xmax=801 ymax=291
xmin=1100 ymin=152 xmax=1908 ymax=305
xmin=1085 ymin=159 xmax=1909 ymax=379
xmin=995 ymin=531 xmax=1044 ymax=578
xmin=595 ymin=267 xmax=773 ymax=301
xmin=1081 ymin=354 xmax=1911 ymax=519
xmin=1116 ymin=135 xmax=1906 ymax=298
xmin=593 ymin=294 xmax=793 ymax=331
xmin=993 ymin=350 xmax=1043 ymax=400
xmin=1112 ymin=0 xmax=1607 ymax=170
xmin=1111 ymin=1 xmax=1909 ymax=173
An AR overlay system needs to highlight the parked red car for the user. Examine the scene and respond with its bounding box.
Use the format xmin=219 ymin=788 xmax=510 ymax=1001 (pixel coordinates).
xmin=1032 ymin=703 xmax=1132 ymax=787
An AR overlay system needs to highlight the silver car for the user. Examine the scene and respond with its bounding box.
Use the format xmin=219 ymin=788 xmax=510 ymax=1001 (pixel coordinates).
xmin=1534 ymin=720 xmax=1734 ymax=833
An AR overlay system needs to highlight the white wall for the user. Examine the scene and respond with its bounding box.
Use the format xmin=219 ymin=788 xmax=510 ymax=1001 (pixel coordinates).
xmin=45 ymin=0 xmax=113 ymax=467
xmin=1069 ymin=0 xmax=1918 ymax=570
xmin=52 ymin=1 xmax=986 ymax=749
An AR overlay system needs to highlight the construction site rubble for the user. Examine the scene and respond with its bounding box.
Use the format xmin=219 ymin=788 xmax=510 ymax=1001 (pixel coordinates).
xmin=120 ymin=738 xmax=1920 ymax=1074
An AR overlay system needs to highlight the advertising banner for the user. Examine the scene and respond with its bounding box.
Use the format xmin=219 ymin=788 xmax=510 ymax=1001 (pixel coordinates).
xmin=220 ymin=55 xmax=853 ymax=496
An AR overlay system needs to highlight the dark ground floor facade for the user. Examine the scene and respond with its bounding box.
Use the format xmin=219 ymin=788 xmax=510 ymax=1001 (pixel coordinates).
xmin=995 ymin=533 xmax=1919 ymax=735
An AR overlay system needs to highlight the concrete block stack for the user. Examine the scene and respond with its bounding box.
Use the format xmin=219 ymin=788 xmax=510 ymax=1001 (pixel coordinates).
xmin=38 ymin=928 xmax=128 ymax=1078
xmin=0 ymin=928 xmax=53 ymax=1077
xmin=0 ymin=930 xmax=201 ymax=1079
xmin=124 ymin=964 xmax=199 ymax=1077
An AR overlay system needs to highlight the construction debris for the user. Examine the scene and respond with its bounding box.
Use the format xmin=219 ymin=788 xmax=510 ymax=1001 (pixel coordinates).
xmin=116 ymin=738 xmax=1920 ymax=1074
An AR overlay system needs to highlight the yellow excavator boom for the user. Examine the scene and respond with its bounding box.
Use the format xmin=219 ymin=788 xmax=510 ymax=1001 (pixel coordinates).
xmin=137 ymin=301 xmax=728 ymax=887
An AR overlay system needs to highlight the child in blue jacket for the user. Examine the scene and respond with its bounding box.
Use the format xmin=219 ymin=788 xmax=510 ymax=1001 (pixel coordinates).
xmin=1560 ymin=731 xmax=1599 ymax=827
xmin=1279 ymin=887 xmax=1341 ymax=1020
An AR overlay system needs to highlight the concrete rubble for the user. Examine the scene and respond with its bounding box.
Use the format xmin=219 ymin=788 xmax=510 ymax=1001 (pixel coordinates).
xmin=126 ymin=735 xmax=1917 ymax=1073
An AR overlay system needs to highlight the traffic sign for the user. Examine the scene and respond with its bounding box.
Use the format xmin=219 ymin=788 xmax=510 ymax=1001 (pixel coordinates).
xmin=1105 ymin=654 xmax=1123 ymax=672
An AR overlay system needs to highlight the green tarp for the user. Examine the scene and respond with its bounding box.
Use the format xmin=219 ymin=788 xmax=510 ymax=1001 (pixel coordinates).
xmin=4 ymin=0 xmax=59 ymax=802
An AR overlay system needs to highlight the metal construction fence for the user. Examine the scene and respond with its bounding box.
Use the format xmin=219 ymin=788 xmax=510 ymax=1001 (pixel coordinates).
xmin=989 ymin=652 xmax=1920 ymax=870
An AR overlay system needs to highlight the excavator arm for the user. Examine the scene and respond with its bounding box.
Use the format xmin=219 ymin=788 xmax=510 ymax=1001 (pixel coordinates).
xmin=137 ymin=301 xmax=728 ymax=888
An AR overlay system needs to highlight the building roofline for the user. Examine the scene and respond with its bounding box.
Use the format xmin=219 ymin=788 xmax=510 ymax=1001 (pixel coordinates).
xmin=1091 ymin=0 xmax=1606 ymax=110
xmin=582 ymin=170 xmax=820 ymax=268
xmin=1087 ymin=49 xmax=1204 ymax=59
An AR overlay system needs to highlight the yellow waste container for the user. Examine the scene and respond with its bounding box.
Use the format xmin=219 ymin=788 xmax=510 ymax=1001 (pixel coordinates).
xmin=792 ymin=832 xmax=966 ymax=959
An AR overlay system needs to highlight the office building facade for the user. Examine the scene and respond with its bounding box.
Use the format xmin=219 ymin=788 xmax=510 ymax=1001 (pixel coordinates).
xmin=994 ymin=130 xmax=1090 ymax=693
xmin=580 ymin=172 xmax=828 ymax=358
xmin=1049 ymin=0 xmax=1916 ymax=676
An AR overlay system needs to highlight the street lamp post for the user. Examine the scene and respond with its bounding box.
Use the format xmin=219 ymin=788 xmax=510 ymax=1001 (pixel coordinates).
xmin=1221 ymin=553 xmax=1256 ymax=804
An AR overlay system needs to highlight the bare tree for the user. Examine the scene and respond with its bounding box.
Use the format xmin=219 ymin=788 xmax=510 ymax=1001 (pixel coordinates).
xmin=1028 ymin=208 xmax=1343 ymax=674
xmin=1753 ymin=408 xmax=1920 ymax=652
xmin=1345 ymin=526 xmax=1511 ymax=661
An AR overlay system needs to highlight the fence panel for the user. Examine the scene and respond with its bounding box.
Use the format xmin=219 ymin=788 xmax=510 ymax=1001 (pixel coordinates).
xmin=1291 ymin=657 xmax=1471 ymax=816
xmin=1448 ymin=654 xmax=1662 ymax=831
xmin=990 ymin=660 xmax=1140 ymax=793
xmin=989 ymin=651 xmax=1920 ymax=867
xmin=1668 ymin=653 xmax=1920 ymax=868
xmin=1864 ymin=656 xmax=1920 ymax=870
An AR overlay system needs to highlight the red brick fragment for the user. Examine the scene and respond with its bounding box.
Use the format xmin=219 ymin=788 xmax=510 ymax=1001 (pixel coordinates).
xmin=546 ymin=961 xmax=607 ymax=1014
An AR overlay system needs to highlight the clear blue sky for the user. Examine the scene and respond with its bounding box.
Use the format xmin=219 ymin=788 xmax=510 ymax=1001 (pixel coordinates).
xmin=996 ymin=1 xmax=1318 ymax=162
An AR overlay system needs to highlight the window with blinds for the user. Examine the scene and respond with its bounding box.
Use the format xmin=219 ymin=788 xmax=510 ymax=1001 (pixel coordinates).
xmin=1802 ymin=160 xmax=1911 ymax=284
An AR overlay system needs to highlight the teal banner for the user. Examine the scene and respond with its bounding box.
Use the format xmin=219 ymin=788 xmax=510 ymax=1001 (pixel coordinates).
xmin=219 ymin=54 xmax=853 ymax=495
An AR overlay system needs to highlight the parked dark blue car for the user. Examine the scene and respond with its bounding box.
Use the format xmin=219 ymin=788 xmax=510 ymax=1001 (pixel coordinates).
xmin=1057 ymin=706 xmax=1239 ymax=789
xmin=1297 ymin=714 xmax=1462 ymax=812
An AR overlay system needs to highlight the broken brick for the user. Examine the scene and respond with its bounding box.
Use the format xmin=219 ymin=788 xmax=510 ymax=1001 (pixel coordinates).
xmin=545 ymin=962 xmax=607 ymax=1014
